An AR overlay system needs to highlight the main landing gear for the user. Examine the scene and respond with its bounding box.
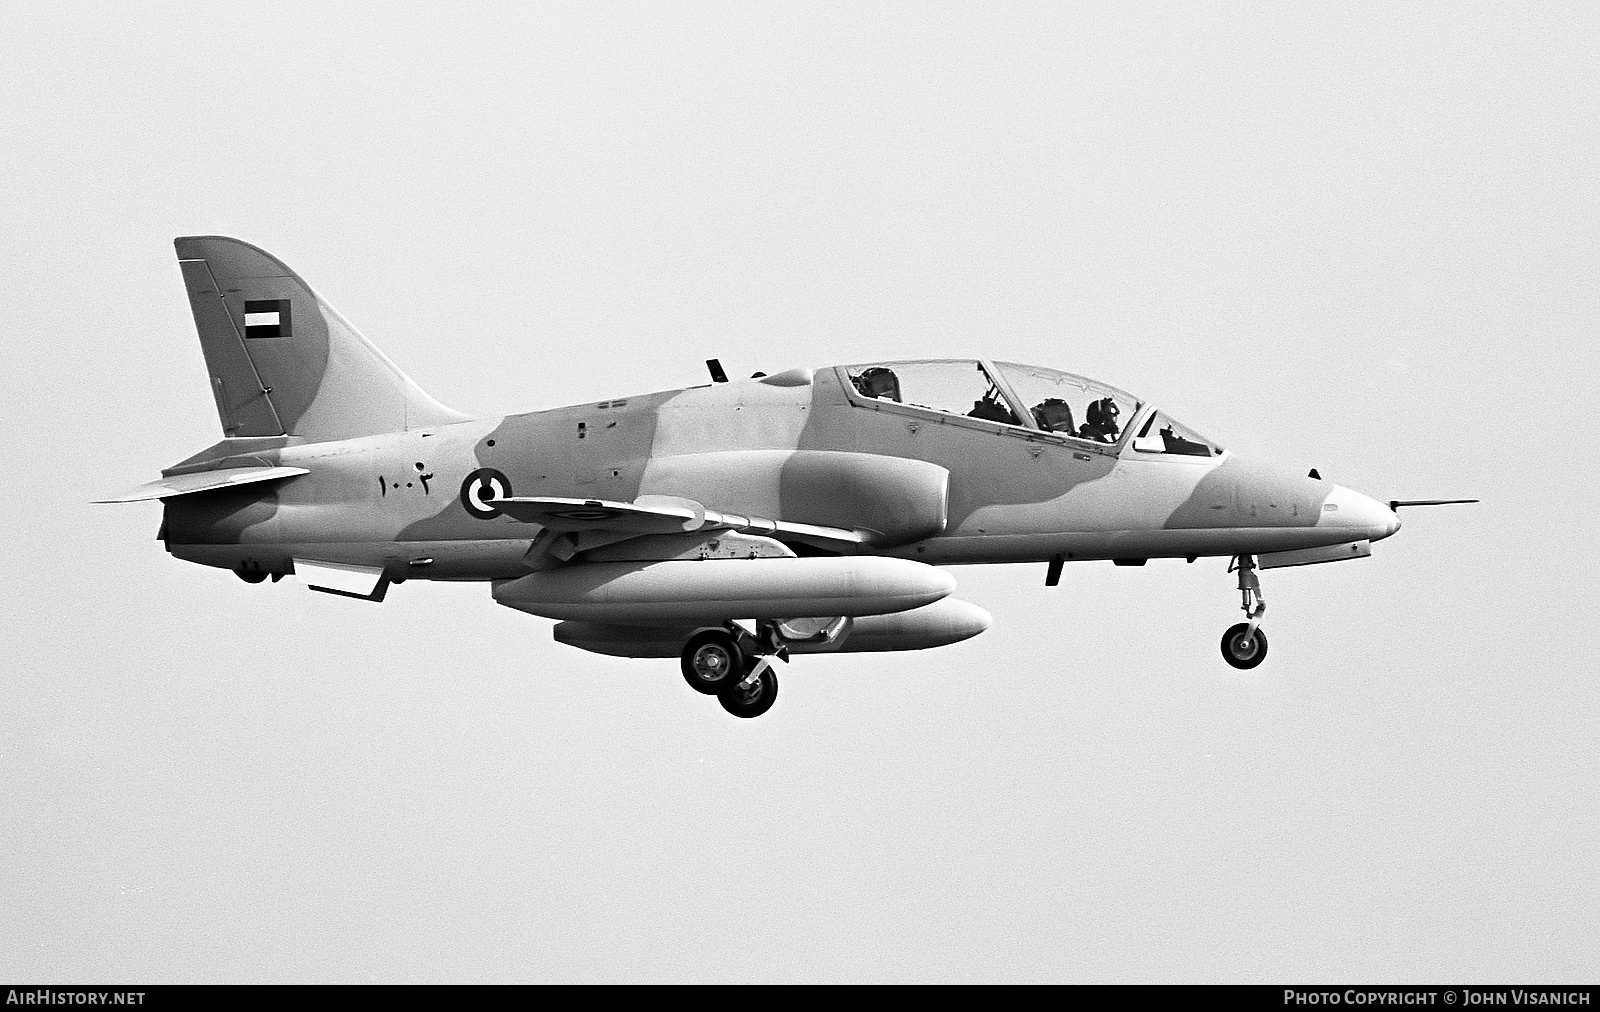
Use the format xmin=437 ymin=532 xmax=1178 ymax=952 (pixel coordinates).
xmin=680 ymin=625 xmax=781 ymax=718
xmin=1221 ymin=554 xmax=1268 ymax=669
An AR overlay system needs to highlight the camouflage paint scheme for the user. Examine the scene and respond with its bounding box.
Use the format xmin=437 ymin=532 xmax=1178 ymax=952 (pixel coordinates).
xmin=123 ymin=237 xmax=1400 ymax=663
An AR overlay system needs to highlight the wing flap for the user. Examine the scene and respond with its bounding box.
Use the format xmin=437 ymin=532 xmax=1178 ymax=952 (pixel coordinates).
xmin=95 ymin=465 xmax=309 ymax=503
xmin=496 ymin=496 xmax=703 ymax=535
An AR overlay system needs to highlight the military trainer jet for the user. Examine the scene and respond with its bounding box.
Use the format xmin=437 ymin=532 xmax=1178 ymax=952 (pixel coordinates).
xmin=101 ymin=237 xmax=1473 ymax=717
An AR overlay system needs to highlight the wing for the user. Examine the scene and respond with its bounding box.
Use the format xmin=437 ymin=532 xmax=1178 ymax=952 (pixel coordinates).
xmin=95 ymin=465 xmax=309 ymax=503
xmin=495 ymin=494 xmax=867 ymax=549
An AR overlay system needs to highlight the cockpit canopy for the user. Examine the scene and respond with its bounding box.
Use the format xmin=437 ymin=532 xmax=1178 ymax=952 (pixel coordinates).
xmin=841 ymin=359 xmax=1222 ymax=457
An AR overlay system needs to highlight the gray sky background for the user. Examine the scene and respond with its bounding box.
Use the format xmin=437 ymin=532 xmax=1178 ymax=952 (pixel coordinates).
xmin=2 ymin=2 xmax=1596 ymax=983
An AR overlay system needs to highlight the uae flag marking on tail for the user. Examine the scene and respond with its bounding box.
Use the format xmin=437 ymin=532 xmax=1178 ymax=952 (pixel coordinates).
xmin=244 ymin=299 xmax=291 ymax=338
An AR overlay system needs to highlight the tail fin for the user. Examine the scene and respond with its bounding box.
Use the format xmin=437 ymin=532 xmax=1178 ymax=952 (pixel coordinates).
xmin=175 ymin=236 xmax=470 ymax=441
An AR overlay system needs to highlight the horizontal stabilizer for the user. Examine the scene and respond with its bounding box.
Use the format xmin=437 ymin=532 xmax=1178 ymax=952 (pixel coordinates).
xmin=496 ymin=495 xmax=867 ymax=547
xmin=96 ymin=465 xmax=309 ymax=503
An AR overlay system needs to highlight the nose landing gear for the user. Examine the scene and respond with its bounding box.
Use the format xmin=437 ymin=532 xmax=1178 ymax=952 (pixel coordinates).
xmin=1221 ymin=554 xmax=1269 ymax=669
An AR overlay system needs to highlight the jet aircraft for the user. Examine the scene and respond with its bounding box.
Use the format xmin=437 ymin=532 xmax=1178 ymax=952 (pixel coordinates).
xmin=101 ymin=237 xmax=1473 ymax=717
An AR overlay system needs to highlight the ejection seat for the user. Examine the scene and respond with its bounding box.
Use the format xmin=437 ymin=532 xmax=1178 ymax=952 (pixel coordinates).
xmin=1031 ymin=397 xmax=1075 ymax=434
xmin=853 ymin=366 xmax=902 ymax=402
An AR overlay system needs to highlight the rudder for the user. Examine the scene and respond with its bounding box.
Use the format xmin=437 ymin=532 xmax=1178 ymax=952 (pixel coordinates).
xmin=175 ymin=235 xmax=469 ymax=441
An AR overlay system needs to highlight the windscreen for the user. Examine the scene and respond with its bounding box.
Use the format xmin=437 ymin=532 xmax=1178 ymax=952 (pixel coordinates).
xmin=1131 ymin=411 xmax=1223 ymax=457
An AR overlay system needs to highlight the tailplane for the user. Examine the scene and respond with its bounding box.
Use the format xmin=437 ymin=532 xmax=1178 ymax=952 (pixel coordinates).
xmin=175 ymin=236 xmax=470 ymax=441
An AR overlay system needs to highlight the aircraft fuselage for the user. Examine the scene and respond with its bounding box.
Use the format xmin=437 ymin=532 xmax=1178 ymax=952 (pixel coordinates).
xmin=162 ymin=364 xmax=1397 ymax=581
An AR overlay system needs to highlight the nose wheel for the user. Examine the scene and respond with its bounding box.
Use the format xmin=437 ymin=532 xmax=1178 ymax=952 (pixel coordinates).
xmin=1221 ymin=622 xmax=1268 ymax=669
xmin=1221 ymin=554 xmax=1269 ymax=669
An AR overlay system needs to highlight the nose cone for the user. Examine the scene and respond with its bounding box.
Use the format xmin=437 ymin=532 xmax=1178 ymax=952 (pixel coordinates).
xmin=1319 ymin=485 xmax=1401 ymax=541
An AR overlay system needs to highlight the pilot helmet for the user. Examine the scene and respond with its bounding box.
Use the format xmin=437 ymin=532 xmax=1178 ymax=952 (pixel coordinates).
xmin=1086 ymin=397 xmax=1120 ymax=435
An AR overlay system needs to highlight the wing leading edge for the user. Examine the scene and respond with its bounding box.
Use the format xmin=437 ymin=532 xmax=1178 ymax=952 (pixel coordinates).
xmin=495 ymin=494 xmax=868 ymax=548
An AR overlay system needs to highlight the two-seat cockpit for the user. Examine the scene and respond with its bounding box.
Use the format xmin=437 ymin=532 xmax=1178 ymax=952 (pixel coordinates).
xmin=843 ymin=359 xmax=1223 ymax=458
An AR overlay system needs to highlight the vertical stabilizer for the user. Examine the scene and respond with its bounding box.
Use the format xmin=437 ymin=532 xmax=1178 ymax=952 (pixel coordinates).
xmin=175 ymin=236 xmax=470 ymax=441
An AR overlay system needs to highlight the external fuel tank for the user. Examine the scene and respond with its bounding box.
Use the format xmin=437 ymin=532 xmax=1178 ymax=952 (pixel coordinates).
xmin=493 ymin=556 xmax=956 ymax=624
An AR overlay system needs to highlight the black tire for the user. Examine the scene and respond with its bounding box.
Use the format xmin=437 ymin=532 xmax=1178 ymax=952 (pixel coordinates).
xmin=718 ymin=668 xmax=778 ymax=719
xmin=235 ymin=568 xmax=267 ymax=584
xmin=681 ymin=629 xmax=745 ymax=695
xmin=1221 ymin=623 xmax=1268 ymax=669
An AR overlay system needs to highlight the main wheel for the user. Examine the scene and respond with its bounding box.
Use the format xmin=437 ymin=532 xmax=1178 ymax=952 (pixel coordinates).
xmin=681 ymin=629 xmax=745 ymax=695
xmin=718 ymin=668 xmax=778 ymax=719
xmin=1220 ymin=623 xmax=1268 ymax=669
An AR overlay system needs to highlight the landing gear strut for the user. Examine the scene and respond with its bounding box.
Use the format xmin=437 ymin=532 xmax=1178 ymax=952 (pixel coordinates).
xmin=1221 ymin=554 xmax=1268 ymax=669
xmin=719 ymin=655 xmax=779 ymax=718
xmin=680 ymin=623 xmax=784 ymax=717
